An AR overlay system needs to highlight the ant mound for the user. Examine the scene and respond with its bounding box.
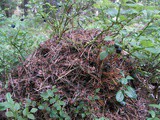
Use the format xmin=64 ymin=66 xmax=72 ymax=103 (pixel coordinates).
xmin=6 ymin=29 xmax=148 ymax=119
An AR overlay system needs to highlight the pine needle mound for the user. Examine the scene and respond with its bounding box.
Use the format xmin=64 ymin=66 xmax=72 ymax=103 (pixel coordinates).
xmin=6 ymin=29 xmax=149 ymax=119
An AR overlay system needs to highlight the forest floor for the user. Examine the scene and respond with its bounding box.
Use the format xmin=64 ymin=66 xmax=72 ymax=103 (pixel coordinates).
xmin=0 ymin=29 xmax=156 ymax=120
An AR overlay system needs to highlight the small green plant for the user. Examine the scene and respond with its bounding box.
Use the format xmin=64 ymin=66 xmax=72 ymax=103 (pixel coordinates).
xmin=147 ymin=104 xmax=160 ymax=120
xmin=37 ymin=0 xmax=94 ymax=41
xmin=116 ymin=74 xmax=137 ymax=105
xmin=0 ymin=93 xmax=37 ymax=120
xmin=0 ymin=86 xmax=71 ymax=119
xmin=90 ymin=0 xmax=160 ymax=87
xmin=38 ymin=86 xmax=71 ymax=120
xmin=72 ymin=101 xmax=91 ymax=119
xmin=0 ymin=14 xmax=49 ymax=75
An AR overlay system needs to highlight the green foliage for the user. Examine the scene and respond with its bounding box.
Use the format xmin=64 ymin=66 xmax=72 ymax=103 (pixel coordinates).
xmin=0 ymin=93 xmax=37 ymax=120
xmin=0 ymin=86 xmax=71 ymax=119
xmin=91 ymin=0 xmax=160 ymax=92
xmin=100 ymin=45 xmax=115 ymax=60
xmin=35 ymin=0 xmax=95 ymax=41
xmin=71 ymin=101 xmax=91 ymax=119
xmin=116 ymin=75 xmax=137 ymax=105
xmin=38 ymin=86 xmax=71 ymax=119
xmin=147 ymin=104 xmax=160 ymax=120
xmin=0 ymin=14 xmax=49 ymax=75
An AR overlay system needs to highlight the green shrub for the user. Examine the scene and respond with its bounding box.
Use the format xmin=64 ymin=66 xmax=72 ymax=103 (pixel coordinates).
xmin=147 ymin=104 xmax=160 ymax=120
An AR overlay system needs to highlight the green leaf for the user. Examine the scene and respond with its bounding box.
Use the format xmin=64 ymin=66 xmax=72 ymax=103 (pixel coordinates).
xmin=120 ymin=0 xmax=127 ymax=4
xmin=40 ymin=92 xmax=49 ymax=100
xmin=94 ymin=95 xmax=100 ymax=100
xmin=18 ymin=116 xmax=25 ymax=120
xmin=3 ymin=102 xmax=14 ymax=110
xmin=81 ymin=113 xmax=85 ymax=118
xmin=14 ymin=103 xmax=20 ymax=111
xmin=126 ymin=76 xmax=134 ymax=80
xmin=46 ymin=106 xmax=51 ymax=112
xmin=145 ymin=48 xmax=160 ymax=54
xmin=52 ymin=88 xmax=58 ymax=93
xmin=148 ymin=110 xmax=156 ymax=118
xmin=104 ymin=36 xmax=112 ymax=41
xmin=116 ymin=90 xmax=124 ymax=102
xmin=140 ymin=40 xmax=154 ymax=47
xmin=146 ymin=118 xmax=153 ymax=120
xmin=23 ymin=108 xmax=29 ymax=116
xmin=88 ymin=96 xmax=93 ymax=100
xmin=6 ymin=93 xmax=14 ymax=104
xmin=57 ymin=105 xmax=61 ymax=110
xmin=153 ymin=14 xmax=160 ymax=19
xmin=50 ymin=98 xmax=56 ymax=104
xmin=59 ymin=101 xmax=65 ymax=106
xmin=0 ymin=103 xmax=6 ymax=111
xmin=5 ymin=111 xmax=14 ymax=117
xmin=133 ymin=52 xmax=148 ymax=59
xmin=59 ymin=110 xmax=69 ymax=118
xmin=27 ymin=114 xmax=35 ymax=120
xmin=54 ymin=103 xmax=61 ymax=110
xmin=100 ymin=51 xmax=108 ymax=60
xmin=120 ymin=78 xmax=128 ymax=85
xmin=47 ymin=89 xmax=54 ymax=97
xmin=32 ymin=101 xmax=37 ymax=107
xmin=135 ymin=0 xmax=139 ymax=3
xmin=95 ymin=88 xmax=100 ymax=93
xmin=154 ymin=117 xmax=160 ymax=120
xmin=106 ymin=8 xmax=118 ymax=17
xmin=25 ymin=99 xmax=31 ymax=107
xmin=38 ymin=105 xmax=44 ymax=110
xmin=30 ymin=108 xmax=38 ymax=113
xmin=149 ymin=104 xmax=160 ymax=109
xmin=125 ymin=86 xmax=137 ymax=99
xmin=50 ymin=109 xmax=58 ymax=118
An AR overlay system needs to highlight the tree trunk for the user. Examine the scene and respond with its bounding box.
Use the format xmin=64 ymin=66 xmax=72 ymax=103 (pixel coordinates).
xmin=23 ymin=0 xmax=29 ymax=16
xmin=0 ymin=0 xmax=11 ymax=17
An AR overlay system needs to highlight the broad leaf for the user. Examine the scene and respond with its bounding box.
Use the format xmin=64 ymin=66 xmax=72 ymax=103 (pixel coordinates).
xmin=14 ymin=103 xmax=20 ymax=111
xmin=6 ymin=93 xmax=14 ymax=104
xmin=23 ymin=108 xmax=29 ymax=116
xmin=27 ymin=114 xmax=35 ymax=120
xmin=95 ymin=88 xmax=100 ymax=93
xmin=106 ymin=8 xmax=118 ymax=17
xmin=5 ymin=111 xmax=14 ymax=117
xmin=38 ymin=105 xmax=44 ymax=110
xmin=116 ymin=90 xmax=124 ymax=102
xmin=40 ymin=92 xmax=49 ymax=100
xmin=125 ymin=86 xmax=137 ymax=99
xmin=148 ymin=110 xmax=156 ymax=118
xmin=126 ymin=76 xmax=134 ymax=80
xmin=0 ymin=103 xmax=6 ymax=111
xmin=149 ymin=104 xmax=160 ymax=109
xmin=120 ymin=78 xmax=128 ymax=85
xmin=140 ymin=40 xmax=154 ymax=47
xmin=100 ymin=51 xmax=108 ymax=60
xmin=104 ymin=36 xmax=112 ymax=41
xmin=50 ymin=98 xmax=56 ymax=104
xmin=145 ymin=48 xmax=160 ymax=54
xmin=30 ymin=108 xmax=38 ymax=113
xmin=47 ymin=89 xmax=54 ymax=97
